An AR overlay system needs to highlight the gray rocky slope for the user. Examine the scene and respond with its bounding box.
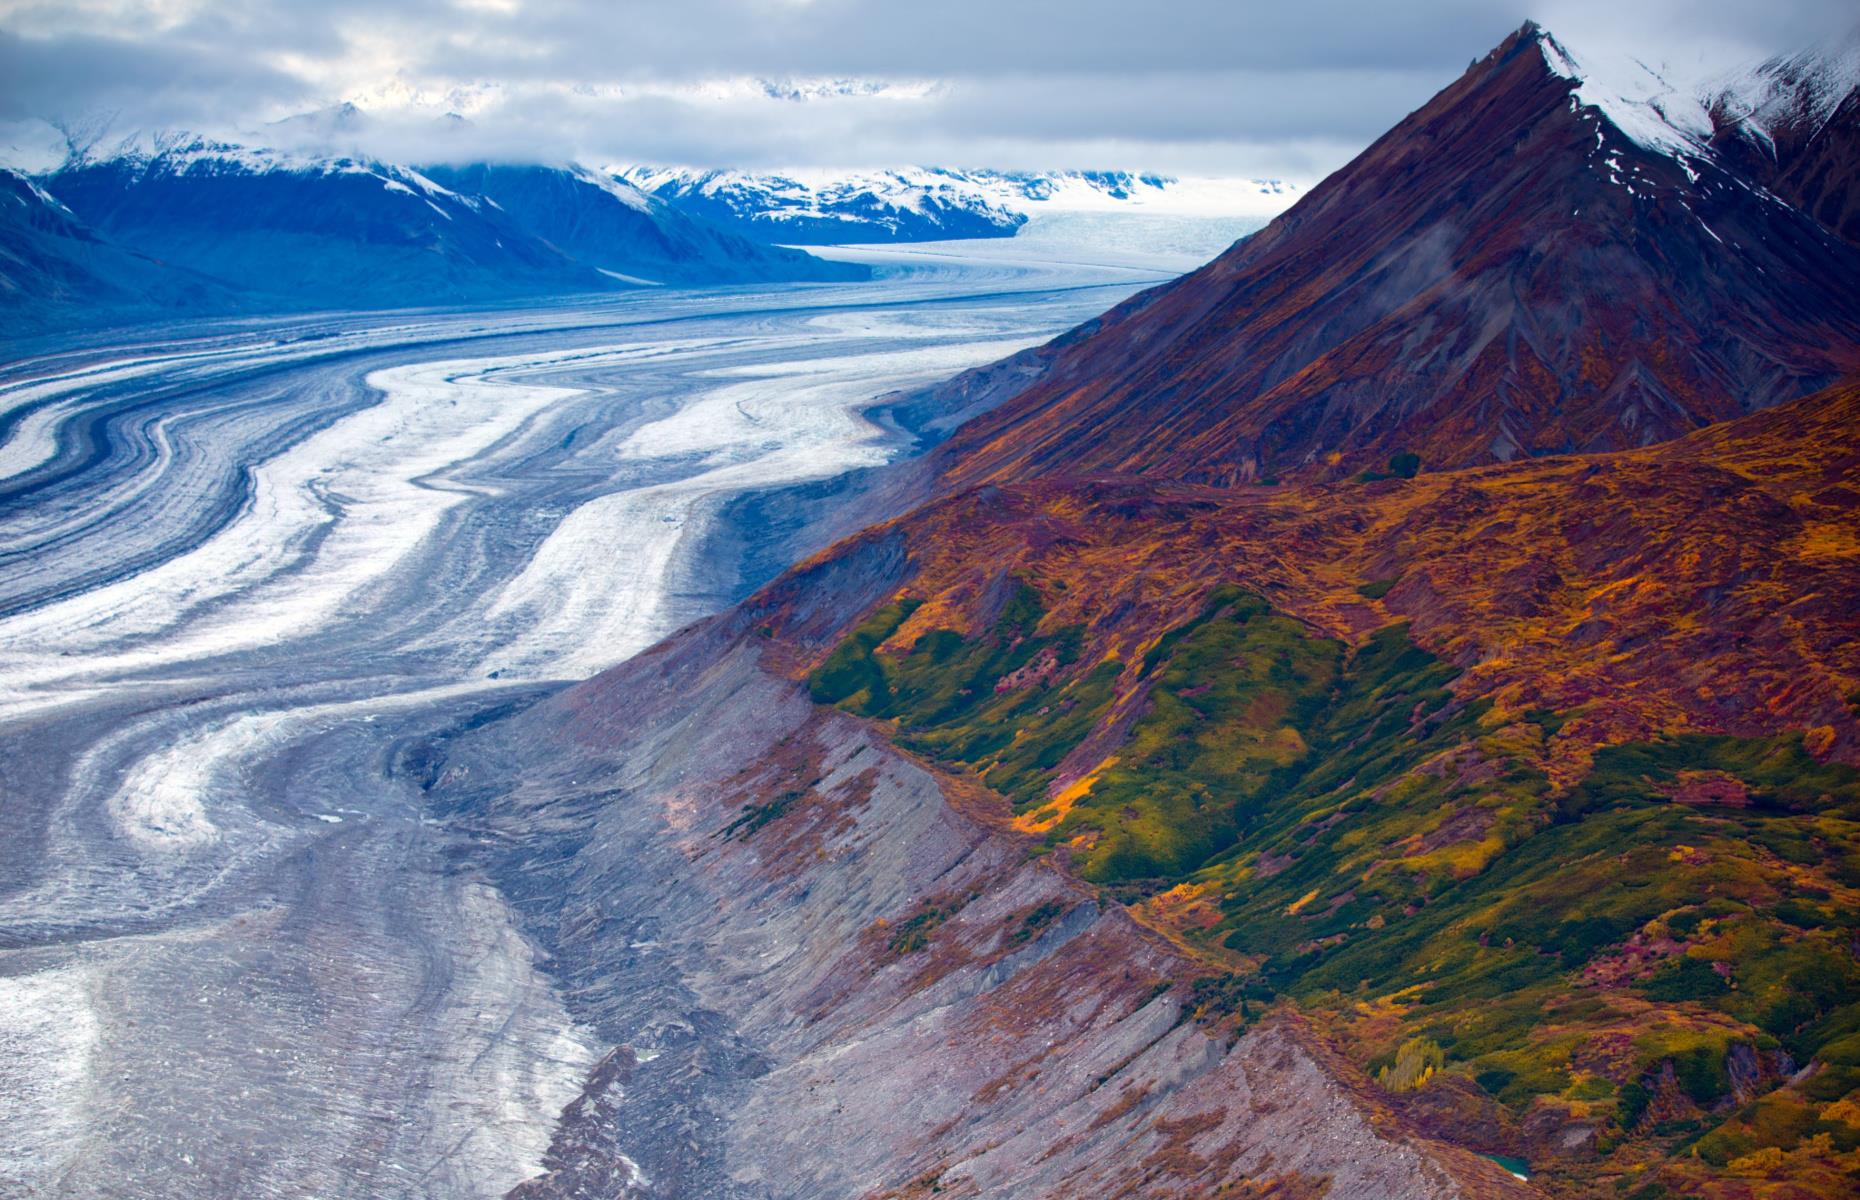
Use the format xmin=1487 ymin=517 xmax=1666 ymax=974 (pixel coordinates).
xmin=431 ymin=580 xmax=1537 ymax=1199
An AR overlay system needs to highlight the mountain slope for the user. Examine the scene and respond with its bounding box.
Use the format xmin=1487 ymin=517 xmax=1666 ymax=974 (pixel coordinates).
xmin=454 ymin=21 xmax=1860 ymax=1199
xmin=929 ymin=23 xmax=1860 ymax=489
xmin=1707 ymin=28 xmax=1860 ymax=247
xmin=42 ymin=135 xmax=619 ymax=308
xmin=432 ymin=497 xmax=1538 ymax=1200
xmin=0 ymin=166 xmax=236 ymax=326
xmin=769 ymin=375 xmax=1860 ymax=1197
xmin=413 ymin=163 xmax=866 ymax=284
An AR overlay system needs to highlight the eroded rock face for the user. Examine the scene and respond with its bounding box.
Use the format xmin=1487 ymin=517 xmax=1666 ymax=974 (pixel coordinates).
xmin=434 ymin=626 xmax=1531 ymax=1199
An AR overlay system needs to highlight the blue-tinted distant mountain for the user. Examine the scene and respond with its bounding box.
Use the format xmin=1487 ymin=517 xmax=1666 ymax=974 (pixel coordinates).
xmin=0 ymin=166 xmax=238 ymax=329
xmin=42 ymin=133 xmax=620 ymax=308
xmin=617 ymin=166 xmax=1301 ymax=243
xmin=418 ymin=162 xmax=865 ymax=285
xmin=27 ymin=129 xmax=865 ymax=321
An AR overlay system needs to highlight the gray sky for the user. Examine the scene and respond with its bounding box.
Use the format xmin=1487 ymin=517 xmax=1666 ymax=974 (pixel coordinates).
xmin=2 ymin=0 xmax=1854 ymax=178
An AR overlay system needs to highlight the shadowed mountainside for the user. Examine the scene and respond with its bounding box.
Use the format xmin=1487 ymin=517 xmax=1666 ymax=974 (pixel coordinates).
xmin=929 ymin=24 xmax=1860 ymax=489
xmin=9 ymin=138 xmax=864 ymax=327
xmin=0 ymin=166 xmax=238 ymax=319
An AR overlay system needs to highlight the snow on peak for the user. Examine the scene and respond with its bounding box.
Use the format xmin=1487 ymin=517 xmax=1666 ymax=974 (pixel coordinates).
xmin=1706 ymin=24 xmax=1860 ymax=149
xmin=52 ymin=126 xmax=487 ymax=212
xmin=565 ymin=164 xmax=654 ymax=213
xmin=613 ymin=165 xmax=1026 ymax=237
xmin=1 ymin=165 xmax=72 ymax=214
xmin=1535 ymin=28 xmax=1715 ymax=159
xmin=617 ymin=165 xmax=1298 ymax=222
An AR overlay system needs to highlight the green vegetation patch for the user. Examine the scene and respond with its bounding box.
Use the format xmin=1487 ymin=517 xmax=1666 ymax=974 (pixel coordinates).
xmin=721 ymin=789 xmax=804 ymax=840
xmin=1207 ymin=721 xmax=1860 ymax=1124
xmin=1056 ymin=589 xmax=1364 ymax=881
xmin=807 ymin=582 xmax=1123 ymax=810
xmin=809 ymin=598 xmax=923 ymax=709
xmin=1378 ymin=1036 xmax=1447 ymax=1092
xmin=809 ymin=582 xmax=1860 ymax=1142
xmin=1007 ymin=900 xmax=1067 ymax=947
xmin=1355 ymin=451 xmax=1423 ymax=483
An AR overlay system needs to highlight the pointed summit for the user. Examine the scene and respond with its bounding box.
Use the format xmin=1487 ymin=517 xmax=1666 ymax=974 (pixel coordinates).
xmin=1531 ymin=26 xmax=1717 ymax=159
xmin=931 ymin=23 xmax=1860 ymax=488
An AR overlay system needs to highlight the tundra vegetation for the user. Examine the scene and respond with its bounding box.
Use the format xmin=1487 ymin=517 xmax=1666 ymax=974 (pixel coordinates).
xmin=807 ymin=516 xmax=1860 ymax=1196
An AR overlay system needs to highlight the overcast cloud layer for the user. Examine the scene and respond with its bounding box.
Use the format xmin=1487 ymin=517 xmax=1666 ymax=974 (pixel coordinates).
xmin=2 ymin=0 xmax=1856 ymax=178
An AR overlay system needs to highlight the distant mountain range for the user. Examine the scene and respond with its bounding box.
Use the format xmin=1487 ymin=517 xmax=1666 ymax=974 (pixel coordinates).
xmin=2 ymin=130 xmax=869 ymax=330
xmin=1 ymin=126 xmax=1301 ymax=330
xmin=617 ymin=166 xmax=1301 ymax=243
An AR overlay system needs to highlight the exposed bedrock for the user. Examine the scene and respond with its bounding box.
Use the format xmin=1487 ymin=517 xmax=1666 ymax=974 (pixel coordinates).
xmin=434 ymin=615 xmax=1535 ymax=1199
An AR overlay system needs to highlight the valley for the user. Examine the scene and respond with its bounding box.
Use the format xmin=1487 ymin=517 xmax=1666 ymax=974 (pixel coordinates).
xmin=0 ymin=243 xmax=1182 ymax=1199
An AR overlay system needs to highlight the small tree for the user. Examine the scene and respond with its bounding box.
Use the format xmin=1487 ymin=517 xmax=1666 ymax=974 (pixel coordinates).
xmin=1378 ymin=1037 xmax=1446 ymax=1092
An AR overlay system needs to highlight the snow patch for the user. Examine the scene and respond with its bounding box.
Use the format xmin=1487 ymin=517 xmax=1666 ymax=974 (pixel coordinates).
xmin=57 ymin=128 xmax=476 ymax=215
xmin=1538 ymin=32 xmax=1715 ymax=159
xmin=597 ymin=267 xmax=662 ymax=286
xmin=617 ymin=165 xmax=1301 ymax=239
xmin=570 ymin=164 xmax=654 ymax=212
xmin=1706 ymin=25 xmax=1860 ymax=147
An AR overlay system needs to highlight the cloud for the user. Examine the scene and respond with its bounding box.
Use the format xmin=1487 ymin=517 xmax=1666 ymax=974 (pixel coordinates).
xmin=1 ymin=0 xmax=1854 ymax=176
xmin=0 ymin=29 xmax=313 ymax=129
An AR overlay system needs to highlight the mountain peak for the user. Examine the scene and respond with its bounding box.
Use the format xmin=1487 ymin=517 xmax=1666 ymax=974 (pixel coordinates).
xmin=1708 ymin=23 xmax=1860 ymax=145
xmin=925 ymin=14 xmax=1860 ymax=489
xmin=1528 ymin=27 xmax=1716 ymax=159
xmin=1698 ymin=23 xmax=1860 ymax=246
xmin=1504 ymin=17 xmax=1557 ymax=54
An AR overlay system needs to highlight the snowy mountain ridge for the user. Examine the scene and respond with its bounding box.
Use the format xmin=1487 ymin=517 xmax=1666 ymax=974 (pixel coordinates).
xmin=50 ymin=110 xmax=658 ymax=220
xmin=1706 ymin=25 xmax=1860 ymax=149
xmin=59 ymin=127 xmax=490 ymax=215
xmin=616 ymin=165 xmax=1301 ymax=244
xmin=4 ymin=125 xmax=865 ymax=325
xmin=1516 ymin=18 xmax=1860 ymax=251
xmin=1535 ymin=26 xmax=1716 ymax=161
xmin=1533 ymin=21 xmax=1859 ymax=178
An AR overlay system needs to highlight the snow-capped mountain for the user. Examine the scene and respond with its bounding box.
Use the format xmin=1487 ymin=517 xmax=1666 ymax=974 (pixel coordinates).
xmin=418 ymin=162 xmax=862 ymax=286
xmin=617 ymin=166 xmax=1029 ymax=243
xmin=40 ymin=132 xmax=617 ymax=308
xmin=616 ymin=166 xmax=1301 ymax=244
xmin=1704 ymin=25 xmax=1860 ymax=246
xmin=929 ymin=21 xmax=1860 ymax=488
xmin=18 ymin=128 xmax=864 ymax=320
xmin=1527 ymin=25 xmax=1858 ymax=249
xmin=1708 ymin=25 xmax=1860 ymax=150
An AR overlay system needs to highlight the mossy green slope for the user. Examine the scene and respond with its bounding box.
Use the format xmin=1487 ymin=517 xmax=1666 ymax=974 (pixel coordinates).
xmin=808 ymin=583 xmax=1860 ymax=1191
